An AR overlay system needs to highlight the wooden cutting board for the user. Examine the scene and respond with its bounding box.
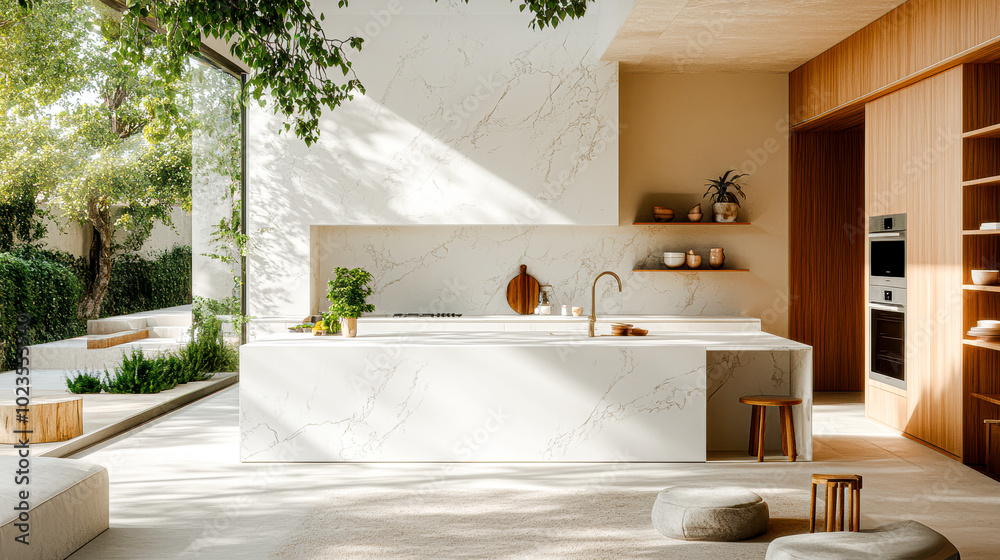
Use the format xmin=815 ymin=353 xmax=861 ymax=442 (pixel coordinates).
xmin=506 ymin=264 xmax=540 ymax=315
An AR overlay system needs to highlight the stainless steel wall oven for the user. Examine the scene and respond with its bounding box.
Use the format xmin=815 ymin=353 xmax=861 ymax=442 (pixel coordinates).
xmin=869 ymin=214 xmax=907 ymax=390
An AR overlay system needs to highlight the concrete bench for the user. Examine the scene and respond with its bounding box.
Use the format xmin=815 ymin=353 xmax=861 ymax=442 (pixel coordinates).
xmin=0 ymin=457 xmax=109 ymax=559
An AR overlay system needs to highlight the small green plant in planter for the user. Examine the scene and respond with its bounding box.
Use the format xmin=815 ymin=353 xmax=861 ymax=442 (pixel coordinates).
xmin=326 ymin=267 xmax=376 ymax=338
xmin=66 ymin=370 xmax=103 ymax=394
xmin=703 ymin=170 xmax=748 ymax=222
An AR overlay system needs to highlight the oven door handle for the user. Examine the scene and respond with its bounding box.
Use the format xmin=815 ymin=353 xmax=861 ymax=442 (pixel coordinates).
xmin=869 ymin=302 xmax=904 ymax=312
xmin=869 ymin=232 xmax=902 ymax=238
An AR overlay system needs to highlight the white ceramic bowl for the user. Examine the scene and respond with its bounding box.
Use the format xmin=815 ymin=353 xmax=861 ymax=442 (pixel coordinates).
xmin=663 ymin=252 xmax=685 ymax=268
xmin=972 ymin=270 xmax=1000 ymax=286
xmin=978 ymin=320 xmax=1000 ymax=328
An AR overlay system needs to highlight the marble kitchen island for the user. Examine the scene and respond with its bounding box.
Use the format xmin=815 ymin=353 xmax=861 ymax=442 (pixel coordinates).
xmin=240 ymin=325 xmax=812 ymax=463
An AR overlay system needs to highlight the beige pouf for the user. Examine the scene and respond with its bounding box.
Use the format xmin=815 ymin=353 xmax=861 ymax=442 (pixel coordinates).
xmin=766 ymin=520 xmax=960 ymax=560
xmin=652 ymin=486 xmax=769 ymax=541
xmin=0 ymin=457 xmax=108 ymax=560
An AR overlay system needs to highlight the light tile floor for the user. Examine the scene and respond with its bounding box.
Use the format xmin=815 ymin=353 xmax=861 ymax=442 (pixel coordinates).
xmin=67 ymin=390 xmax=1000 ymax=559
xmin=0 ymin=370 xmax=236 ymax=457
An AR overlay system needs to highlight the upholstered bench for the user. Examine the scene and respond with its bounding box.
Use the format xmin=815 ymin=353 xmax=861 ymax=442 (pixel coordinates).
xmin=0 ymin=457 xmax=109 ymax=560
xmin=652 ymin=486 xmax=769 ymax=541
xmin=766 ymin=520 xmax=960 ymax=560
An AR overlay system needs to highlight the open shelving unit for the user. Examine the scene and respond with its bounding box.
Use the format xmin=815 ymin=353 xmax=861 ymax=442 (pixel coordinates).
xmin=632 ymin=267 xmax=750 ymax=273
xmin=961 ymin=63 xmax=1000 ymax=468
xmin=632 ymin=216 xmax=752 ymax=273
xmin=632 ymin=221 xmax=751 ymax=226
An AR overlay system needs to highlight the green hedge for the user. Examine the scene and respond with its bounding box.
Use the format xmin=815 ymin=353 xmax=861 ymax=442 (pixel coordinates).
xmin=12 ymin=244 xmax=192 ymax=319
xmin=101 ymin=245 xmax=192 ymax=317
xmin=0 ymin=251 xmax=83 ymax=370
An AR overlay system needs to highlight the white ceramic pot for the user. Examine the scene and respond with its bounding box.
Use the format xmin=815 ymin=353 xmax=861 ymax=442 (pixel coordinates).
xmin=713 ymin=202 xmax=739 ymax=222
xmin=663 ymin=252 xmax=686 ymax=268
xmin=340 ymin=317 xmax=358 ymax=338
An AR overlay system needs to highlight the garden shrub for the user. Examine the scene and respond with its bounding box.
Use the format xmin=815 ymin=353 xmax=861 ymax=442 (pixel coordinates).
xmin=66 ymin=370 xmax=103 ymax=394
xmin=178 ymin=306 xmax=238 ymax=378
xmin=103 ymin=348 xmax=177 ymax=394
xmin=0 ymin=250 xmax=84 ymax=370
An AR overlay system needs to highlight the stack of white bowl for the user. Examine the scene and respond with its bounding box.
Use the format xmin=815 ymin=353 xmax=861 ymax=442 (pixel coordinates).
xmin=968 ymin=320 xmax=1000 ymax=341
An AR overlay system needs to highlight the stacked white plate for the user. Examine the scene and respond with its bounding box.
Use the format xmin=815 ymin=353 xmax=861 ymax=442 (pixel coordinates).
xmin=968 ymin=320 xmax=1000 ymax=341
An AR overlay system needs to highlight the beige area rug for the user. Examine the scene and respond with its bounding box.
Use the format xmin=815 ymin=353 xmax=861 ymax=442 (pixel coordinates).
xmin=272 ymin=488 xmax=810 ymax=559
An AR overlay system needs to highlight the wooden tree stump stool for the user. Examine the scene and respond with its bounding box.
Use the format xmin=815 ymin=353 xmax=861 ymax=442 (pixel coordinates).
xmin=810 ymin=474 xmax=862 ymax=533
xmin=0 ymin=397 xmax=84 ymax=444
xmin=739 ymin=395 xmax=802 ymax=462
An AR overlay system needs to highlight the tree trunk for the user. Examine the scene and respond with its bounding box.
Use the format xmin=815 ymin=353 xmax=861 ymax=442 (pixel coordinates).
xmin=77 ymin=198 xmax=114 ymax=320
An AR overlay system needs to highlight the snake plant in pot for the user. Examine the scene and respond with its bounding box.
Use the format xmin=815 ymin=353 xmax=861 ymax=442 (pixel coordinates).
xmin=703 ymin=170 xmax=747 ymax=222
xmin=326 ymin=267 xmax=376 ymax=338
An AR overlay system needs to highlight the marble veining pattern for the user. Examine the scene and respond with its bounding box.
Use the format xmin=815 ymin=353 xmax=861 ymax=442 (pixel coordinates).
xmin=241 ymin=340 xmax=709 ymax=462
xmin=246 ymin=1 xmax=618 ymax=319
xmin=543 ymin=349 xmax=705 ymax=460
xmin=310 ymin=225 xmax=770 ymax=323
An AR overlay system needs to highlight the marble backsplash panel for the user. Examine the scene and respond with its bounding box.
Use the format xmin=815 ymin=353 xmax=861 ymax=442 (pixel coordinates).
xmin=313 ymin=225 xmax=791 ymax=335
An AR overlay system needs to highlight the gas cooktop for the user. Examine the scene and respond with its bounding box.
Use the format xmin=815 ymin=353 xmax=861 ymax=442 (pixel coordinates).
xmin=392 ymin=313 xmax=463 ymax=318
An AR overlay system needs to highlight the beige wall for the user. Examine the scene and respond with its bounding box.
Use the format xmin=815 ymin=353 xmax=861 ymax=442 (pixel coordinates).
xmin=620 ymin=73 xmax=790 ymax=335
xmin=39 ymin=205 xmax=192 ymax=258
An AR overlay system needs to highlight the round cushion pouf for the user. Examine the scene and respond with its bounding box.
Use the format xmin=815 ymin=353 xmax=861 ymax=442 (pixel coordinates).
xmin=652 ymin=486 xmax=769 ymax=542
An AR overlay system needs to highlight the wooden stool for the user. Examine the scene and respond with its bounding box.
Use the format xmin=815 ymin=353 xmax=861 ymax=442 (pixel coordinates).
xmin=810 ymin=474 xmax=862 ymax=533
xmin=739 ymin=395 xmax=802 ymax=462
xmin=0 ymin=397 xmax=83 ymax=444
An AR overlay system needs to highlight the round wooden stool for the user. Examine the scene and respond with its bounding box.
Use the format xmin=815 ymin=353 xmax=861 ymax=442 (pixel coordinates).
xmin=0 ymin=397 xmax=83 ymax=444
xmin=738 ymin=395 xmax=802 ymax=462
xmin=810 ymin=474 xmax=862 ymax=533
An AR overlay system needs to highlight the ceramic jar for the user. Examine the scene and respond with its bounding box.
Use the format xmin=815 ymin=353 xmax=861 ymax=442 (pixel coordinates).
xmin=686 ymin=250 xmax=702 ymax=269
xmin=709 ymin=248 xmax=725 ymax=269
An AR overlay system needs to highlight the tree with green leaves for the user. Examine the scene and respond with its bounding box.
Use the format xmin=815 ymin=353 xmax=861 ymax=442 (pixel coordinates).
xmin=0 ymin=0 xmax=192 ymax=319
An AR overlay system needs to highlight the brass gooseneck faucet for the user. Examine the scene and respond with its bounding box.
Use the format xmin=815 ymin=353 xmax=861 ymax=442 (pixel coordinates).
xmin=589 ymin=271 xmax=622 ymax=337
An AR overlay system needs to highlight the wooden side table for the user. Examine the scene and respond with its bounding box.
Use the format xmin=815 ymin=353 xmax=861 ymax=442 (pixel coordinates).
xmin=0 ymin=397 xmax=84 ymax=444
xmin=739 ymin=395 xmax=803 ymax=462
xmin=810 ymin=474 xmax=862 ymax=532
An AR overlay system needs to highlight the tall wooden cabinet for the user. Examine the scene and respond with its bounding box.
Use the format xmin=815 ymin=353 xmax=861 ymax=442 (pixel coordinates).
xmin=864 ymin=67 xmax=964 ymax=458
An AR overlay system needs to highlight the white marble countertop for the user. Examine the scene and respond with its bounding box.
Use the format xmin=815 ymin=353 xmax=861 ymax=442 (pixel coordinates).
xmin=354 ymin=314 xmax=759 ymax=323
xmin=252 ymin=314 xmax=761 ymax=326
xmin=253 ymin=330 xmax=810 ymax=351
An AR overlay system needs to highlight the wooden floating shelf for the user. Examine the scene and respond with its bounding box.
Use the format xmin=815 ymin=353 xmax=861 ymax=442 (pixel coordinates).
xmin=964 ymin=123 xmax=1000 ymax=139
xmin=963 ymin=339 xmax=1000 ymax=352
xmin=963 ymin=175 xmax=1000 ymax=188
xmin=633 ymin=268 xmax=750 ymax=273
xmin=964 ymin=284 xmax=1000 ymax=293
xmin=963 ymin=229 xmax=1000 ymax=236
xmin=972 ymin=393 xmax=1000 ymax=407
xmin=632 ymin=221 xmax=751 ymax=226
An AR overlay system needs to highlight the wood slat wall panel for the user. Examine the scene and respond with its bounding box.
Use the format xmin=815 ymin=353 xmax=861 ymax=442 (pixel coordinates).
xmin=791 ymin=0 xmax=1000 ymax=128
xmin=864 ymin=68 xmax=965 ymax=456
xmin=789 ymin=131 xmax=865 ymax=392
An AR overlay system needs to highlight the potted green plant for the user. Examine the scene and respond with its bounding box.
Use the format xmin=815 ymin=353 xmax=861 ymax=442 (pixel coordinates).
xmin=703 ymin=170 xmax=747 ymax=222
xmin=326 ymin=267 xmax=376 ymax=338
